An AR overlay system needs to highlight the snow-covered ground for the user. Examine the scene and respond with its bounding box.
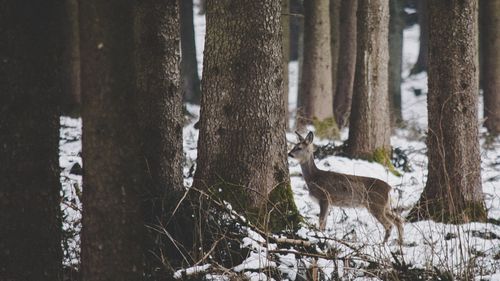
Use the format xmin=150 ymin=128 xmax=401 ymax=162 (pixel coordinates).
xmin=58 ymin=5 xmax=500 ymax=280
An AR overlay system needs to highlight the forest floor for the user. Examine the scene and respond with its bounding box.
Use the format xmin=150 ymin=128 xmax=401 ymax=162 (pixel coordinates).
xmin=58 ymin=5 xmax=500 ymax=281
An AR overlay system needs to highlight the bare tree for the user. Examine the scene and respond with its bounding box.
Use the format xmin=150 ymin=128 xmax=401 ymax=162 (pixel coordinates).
xmin=180 ymin=0 xmax=201 ymax=104
xmin=347 ymin=0 xmax=391 ymax=161
xmin=389 ymin=0 xmax=405 ymax=125
xmin=409 ymin=0 xmax=487 ymax=223
xmin=0 ymin=2 xmax=64 ymax=280
xmin=411 ymin=0 xmax=428 ymax=74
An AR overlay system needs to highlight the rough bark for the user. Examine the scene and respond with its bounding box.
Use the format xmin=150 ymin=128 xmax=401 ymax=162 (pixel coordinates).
xmin=135 ymin=0 xmax=191 ymax=277
xmin=180 ymin=0 xmax=201 ymax=104
xmin=283 ymin=0 xmax=290 ymax=129
xmin=80 ymin=2 xmax=145 ymax=280
xmin=194 ymin=0 xmax=298 ymax=229
xmin=347 ymin=0 xmax=391 ymax=160
xmin=411 ymin=0 xmax=428 ymax=74
xmin=61 ymin=0 xmax=81 ymax=114
xmin=0 ymin=2 xmax=63 ymax=280
xmin=300 ymin=0 xmax=334 ymax=123
xmin=334 ymin=0 xmax=357 ymax=128
xmin=410 ymin=0 xmax=487 ymax=223
xmin=389 ymin=0 xmax=405 ymax=126
xmin=481 ymin=0 xmax=500 ymax=135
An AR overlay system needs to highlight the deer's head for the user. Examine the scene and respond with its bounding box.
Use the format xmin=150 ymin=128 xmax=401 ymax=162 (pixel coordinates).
xmin=288 ymin=131 xmax=314 ymax=164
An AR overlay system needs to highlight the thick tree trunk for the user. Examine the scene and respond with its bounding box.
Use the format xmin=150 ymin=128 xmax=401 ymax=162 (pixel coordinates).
xmin=411 ymin=0 xmax=428 ymax=74
xmin=180 ymin=0 xmax=201 ymax=104
xmin=194 ymin=0 xmax=299 ymax=230
xmin=347 ymin=0 xmax=391 ymax=160
xmin=0 ymin=2 xmax=63 ymax=280
xmin=61 ymin=0 xmax=81 ymax=114
xmin=334 ymin=0 xmax=357 ymax=128
xmin=410 ymin=0 xmax=487 ymax=223
xmin=300 ymin=0 xmax=334 ymax=124
xmin=389 ymin=0 xmax=405 ymax=126
xmin=283 ymin=0 xmax=290 ymax=129
xmin=481 ymin=0 xmax=500 ymax=135
xmin=135 ymin=0 xmax=190 ymax=277
xmin=80 ymin=2 xmax=145 ymax=280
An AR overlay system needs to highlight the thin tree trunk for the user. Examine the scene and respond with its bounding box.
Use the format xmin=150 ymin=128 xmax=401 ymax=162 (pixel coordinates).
xmin=334 ymin=0 xmax=357 ymax=128
xmin=194 ymin=0 xmax=299 ymax=230
xmin=411 ymin=0 xmax=428 ymax=74
xmin=300 ymin=0 xmax=334 ymax=124
xmin=62 ymin=0 xmax=81 ymax=114
xmin=389 ymin=0 xmax=405 ymax=126
xmin=180 ymin=0 xmax=201 ymax=104
xmin=0 ymin=2 xmax=63 ymax=280
xmin=481 ymin=0 xmax=500 ymax=135
xmin=330 ymin=0 xmax=340 ymax=105
xmin=135 ymin=0 xmax=191 ymax=277
xmin=347 ymin=0 xmax=391 ymax=160
xmin=283 ymin=0 xmax=290 ymax=129
xmin=80 ymin=2 xmax=145 ymax=280
xmin=409 ymin=0 xmax=487 ymax=223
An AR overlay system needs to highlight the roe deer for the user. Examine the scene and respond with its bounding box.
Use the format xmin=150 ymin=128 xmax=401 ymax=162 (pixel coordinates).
xmin=288 ymin=131 xmax=403 ymax=244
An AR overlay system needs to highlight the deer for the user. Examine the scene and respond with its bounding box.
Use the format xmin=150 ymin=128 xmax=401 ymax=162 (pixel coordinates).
xmin=288 ymin=131 xmax=404 ymax=244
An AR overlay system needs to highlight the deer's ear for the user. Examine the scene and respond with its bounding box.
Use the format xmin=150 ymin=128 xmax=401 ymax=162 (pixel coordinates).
xmin=305 ymin=131 xmax=314 ymax=144
xmin=295 ymin=131 xmax=305 ymax=142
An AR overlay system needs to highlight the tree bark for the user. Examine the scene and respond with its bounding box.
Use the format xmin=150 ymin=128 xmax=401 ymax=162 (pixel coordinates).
xmin=411 ymin=0 xmax=428 ymax=74
xmin=283 ymin=0 xmax=290 ymax=129
xmin=180 ymin=0 xmax=202 ymax=104
xmin=194 ymin=0 xmax=299 ymax=229
xmin=389 ymin=0 xmax=405 ymax=126
xmin=409 ymin=0 xmax=487 ymax=223
xmin=61 ymin=0 xmax=81 ymax=114
xmin=135 ymin=0 xmax=191 ymax=277
xmin=300 ymin=0 xmax=334 ymax=123
xmin=80 ymin=2 xmax=145 ymax=280
xmin=0 ymin=1 xmax=63 ymax=280
xmin=347 ymin=0 xmax=391 ymax=160
xmin=481 ymin=0 xmax=500 ymax=135
xmin=330 ymin=0 xmax=340 ymax=111
xmin=334 ymin=0 xmax=357 ymax=128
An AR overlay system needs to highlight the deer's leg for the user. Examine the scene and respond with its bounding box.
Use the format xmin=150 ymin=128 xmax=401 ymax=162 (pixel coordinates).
xmin=318 ymin=200 xmax=330 ymax=231
xmin=386 ymin=210 xmax=404 ymax=244
xmin=368 ymin=205 xmax=393 ymax=243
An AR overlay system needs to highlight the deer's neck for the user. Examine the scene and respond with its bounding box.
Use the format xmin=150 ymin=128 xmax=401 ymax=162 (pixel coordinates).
xmin=300 ymin=154 xmax=319 ymax=181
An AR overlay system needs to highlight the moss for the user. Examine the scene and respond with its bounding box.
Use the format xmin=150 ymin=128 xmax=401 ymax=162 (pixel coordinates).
xmin=370 ymin=147 xmax=401 ymax=177
xmin=408 ymin=198 xmax=488 ymax=223
xmin=267 ymin=182 xmax=303 ymax=232
xmin=312 ymin=117 xmax=339 ymax=139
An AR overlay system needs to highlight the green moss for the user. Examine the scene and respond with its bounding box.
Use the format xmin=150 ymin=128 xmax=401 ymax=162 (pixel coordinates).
xmin=370 ymin=147 xmax=401 ymax=177
xmin=267 ymin=182 xmax=303 ymax=232
xmin=408 ymin=198 xmax=488 ymax=223
xmin=312 ymin=117 xmax=339 ymax=139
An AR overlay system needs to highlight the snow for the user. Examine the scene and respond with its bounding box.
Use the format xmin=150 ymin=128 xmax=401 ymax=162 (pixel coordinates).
xmin=57 ymin=5 xmax=500 ymax=280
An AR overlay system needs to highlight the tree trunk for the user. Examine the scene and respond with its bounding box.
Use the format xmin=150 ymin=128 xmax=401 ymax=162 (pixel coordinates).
xmin=389 ymin=0 xmax=405 ymax=126
xmin=481 ymin=0 xmax=500 ymax=135
xmin=194 ymin=0 xmax=299 ymax=230
xmin=347 ymin=0 xmax=391 ymax=161
xmin=330 ymin=0 xmax=340 ymax=110
xmin=180 ymin=0 xmax=201 ymax=104
xmin=334 ymin=0 xmax=357 ymax=128
xmin=61 ymin=0 xmax=81 ymax=115
xmin=135 ymin=0 xmax=191 ymax=277
xmin=409 ymin=0 xmax=487 ymax=223
xmin=0 ymin=2 xmax=63 ymax=280
xmin=283 ymin=0 xmax=290 ymax=129
xmin=300 ymin=0 xmax=335 ymax=129
xmin=80 ymin=2 xmax=145 ymax=280
xmin=410 ymin=0 xmax=428 ymax=74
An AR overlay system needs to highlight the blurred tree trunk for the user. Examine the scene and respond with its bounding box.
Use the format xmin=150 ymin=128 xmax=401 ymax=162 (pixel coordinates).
xmin=194 ymin=0 xmax=299 ymax=230
xmin=180 ymin=0 xmax=201 ymax=104
xmin=389 ymin=0 xmax=405 ymax=126
xmin=283 ymin=0 xmax=290 ymax=129
xmin=481 ymin=0 xmax=500 ymax=135
xmin=333 ymin=0 xmax=357 ymax=128
xmin=330 ymin=0 xmax=340 ymax=104
xmin=347 ymin=0 xmax=391 ymax=161
xmin=410 ymin=0 xmax=428 ymax=74
xmin=135 ymin=0 xmax=192 ymax=278
xmin=0 ymin=2 xmax=63 ymax=280
xmin=299 ymin=0 xmax=337 ymax=137
xmin=409 ymin=0 xmax=487 ymax=223
xmin=61 ymin=0 xmax=81 ymax=115
xmin=80 ymin=2 xmax=146 ymax=280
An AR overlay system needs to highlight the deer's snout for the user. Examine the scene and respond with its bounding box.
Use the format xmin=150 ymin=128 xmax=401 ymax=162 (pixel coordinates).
xmin=288 ymin=152 xmax=294 ymax=158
